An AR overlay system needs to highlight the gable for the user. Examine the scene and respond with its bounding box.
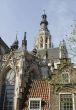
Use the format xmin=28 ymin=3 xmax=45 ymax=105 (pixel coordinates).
xmin=0 ymin=37 xmax=9 ymax=54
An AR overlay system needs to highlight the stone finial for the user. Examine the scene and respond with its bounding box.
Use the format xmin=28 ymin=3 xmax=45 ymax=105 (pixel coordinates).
xmin=40 ymin=11 xmax=48 ymax=26
xmin=22 ymin=32 xmax=27 ymax=50
xmin=59 ymin=39 xmax=68 ymax=58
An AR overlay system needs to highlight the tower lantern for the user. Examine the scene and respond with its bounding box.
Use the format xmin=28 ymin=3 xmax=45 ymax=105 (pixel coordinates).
xmin=35 ymin=13 xmax=51 ymax=50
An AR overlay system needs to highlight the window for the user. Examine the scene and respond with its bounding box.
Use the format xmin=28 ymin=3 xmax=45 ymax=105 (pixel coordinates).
xmin=1 ymin=69 xmax=15 ymax=110
xmin=29 ymin=98 xmax=41 ymax=110
xmin=60 ymin=93 xmax=74 ymax=110
xmin=62 ymin=72 xmax=70 ymax=83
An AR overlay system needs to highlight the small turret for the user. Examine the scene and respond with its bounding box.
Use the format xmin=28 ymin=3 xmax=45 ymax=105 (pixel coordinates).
xmin=40 ymin=14 xmax=48 ymax=25
xmin=40 ymin=12 xmax=48 ymax=30
xmin=22 ymin=32 xmax=27 ymax=50
xmin=59 ymin=39 xmax=68 ymax=58
xmin=11 ymin=35 xmax=19 ymax=51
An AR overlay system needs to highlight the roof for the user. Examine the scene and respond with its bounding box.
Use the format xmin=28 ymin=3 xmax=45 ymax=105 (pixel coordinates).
xmin=0 ymin=37 xmax=9 ymax=53
xmin=37 ymin=47 xmax=60 ymax=60
xmin=27 ymin=80 xmax=49 ymax=110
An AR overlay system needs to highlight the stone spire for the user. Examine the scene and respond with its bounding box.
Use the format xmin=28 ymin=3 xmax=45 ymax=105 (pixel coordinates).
xmin=59 ymin=39 xmax=68 ymax=58
xmin=11 ymin=34 xmax=19 ymax=50
xmin=22 ymin=32 xmax=27 ymax=50
xmin=35 ymin=13 xmax=51 ymax=50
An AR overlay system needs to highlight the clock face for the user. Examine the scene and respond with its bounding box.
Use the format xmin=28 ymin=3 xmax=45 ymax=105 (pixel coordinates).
xmin=5 ymin=69 xmax=15 ymax=85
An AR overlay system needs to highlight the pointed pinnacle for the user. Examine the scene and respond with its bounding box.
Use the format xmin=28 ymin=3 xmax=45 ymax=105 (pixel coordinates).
xmin=24 ymin=32 xmax=26 ymax=40
xmin=16 ymin=33 xmax=18 ymax=41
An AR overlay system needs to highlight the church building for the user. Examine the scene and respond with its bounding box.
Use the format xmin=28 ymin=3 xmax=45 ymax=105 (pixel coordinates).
xmin=0 ymin=13 xmax=76 ymax=110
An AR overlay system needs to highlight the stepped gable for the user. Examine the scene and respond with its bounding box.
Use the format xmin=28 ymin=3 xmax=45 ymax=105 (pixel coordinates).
xmin=27 ymin=80 xmax=49 ymax=110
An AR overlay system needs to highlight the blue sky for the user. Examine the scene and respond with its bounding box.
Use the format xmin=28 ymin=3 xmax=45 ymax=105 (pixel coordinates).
xmin=0 ymin=0 xmax=76 ymax=50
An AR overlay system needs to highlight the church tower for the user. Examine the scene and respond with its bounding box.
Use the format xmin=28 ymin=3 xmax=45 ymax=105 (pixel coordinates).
xmin=35 ymin=13 xmax=51 ymax=49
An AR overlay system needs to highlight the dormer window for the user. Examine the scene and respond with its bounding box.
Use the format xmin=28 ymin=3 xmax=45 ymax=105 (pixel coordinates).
xmin=62 ymin=72 xmax=70 ymax=83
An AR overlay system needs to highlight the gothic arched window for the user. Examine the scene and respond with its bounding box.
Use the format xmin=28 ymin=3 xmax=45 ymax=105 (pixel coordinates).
xmin=40 ymin=37 xmax=43 ymax=48
xmin=45 ymin=37 xmax=48 ymax=48
xmin=1 ymin=69 xmax=15 ymax=110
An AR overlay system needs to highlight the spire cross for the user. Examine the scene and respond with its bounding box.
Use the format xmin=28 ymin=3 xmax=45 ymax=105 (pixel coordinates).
xmin=43 ymin=9 xmax=45 ymax=14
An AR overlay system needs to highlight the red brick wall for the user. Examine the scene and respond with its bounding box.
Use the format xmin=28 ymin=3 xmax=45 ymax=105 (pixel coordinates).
xmin=26 ymin=80 xmax=49 ymax=110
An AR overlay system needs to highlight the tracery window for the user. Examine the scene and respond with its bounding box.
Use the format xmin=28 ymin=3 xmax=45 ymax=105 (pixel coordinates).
xmin=2 ymin=69 xmax=15 ymax=110
xmin=40 ymin=37 xmax=43 ymax=48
